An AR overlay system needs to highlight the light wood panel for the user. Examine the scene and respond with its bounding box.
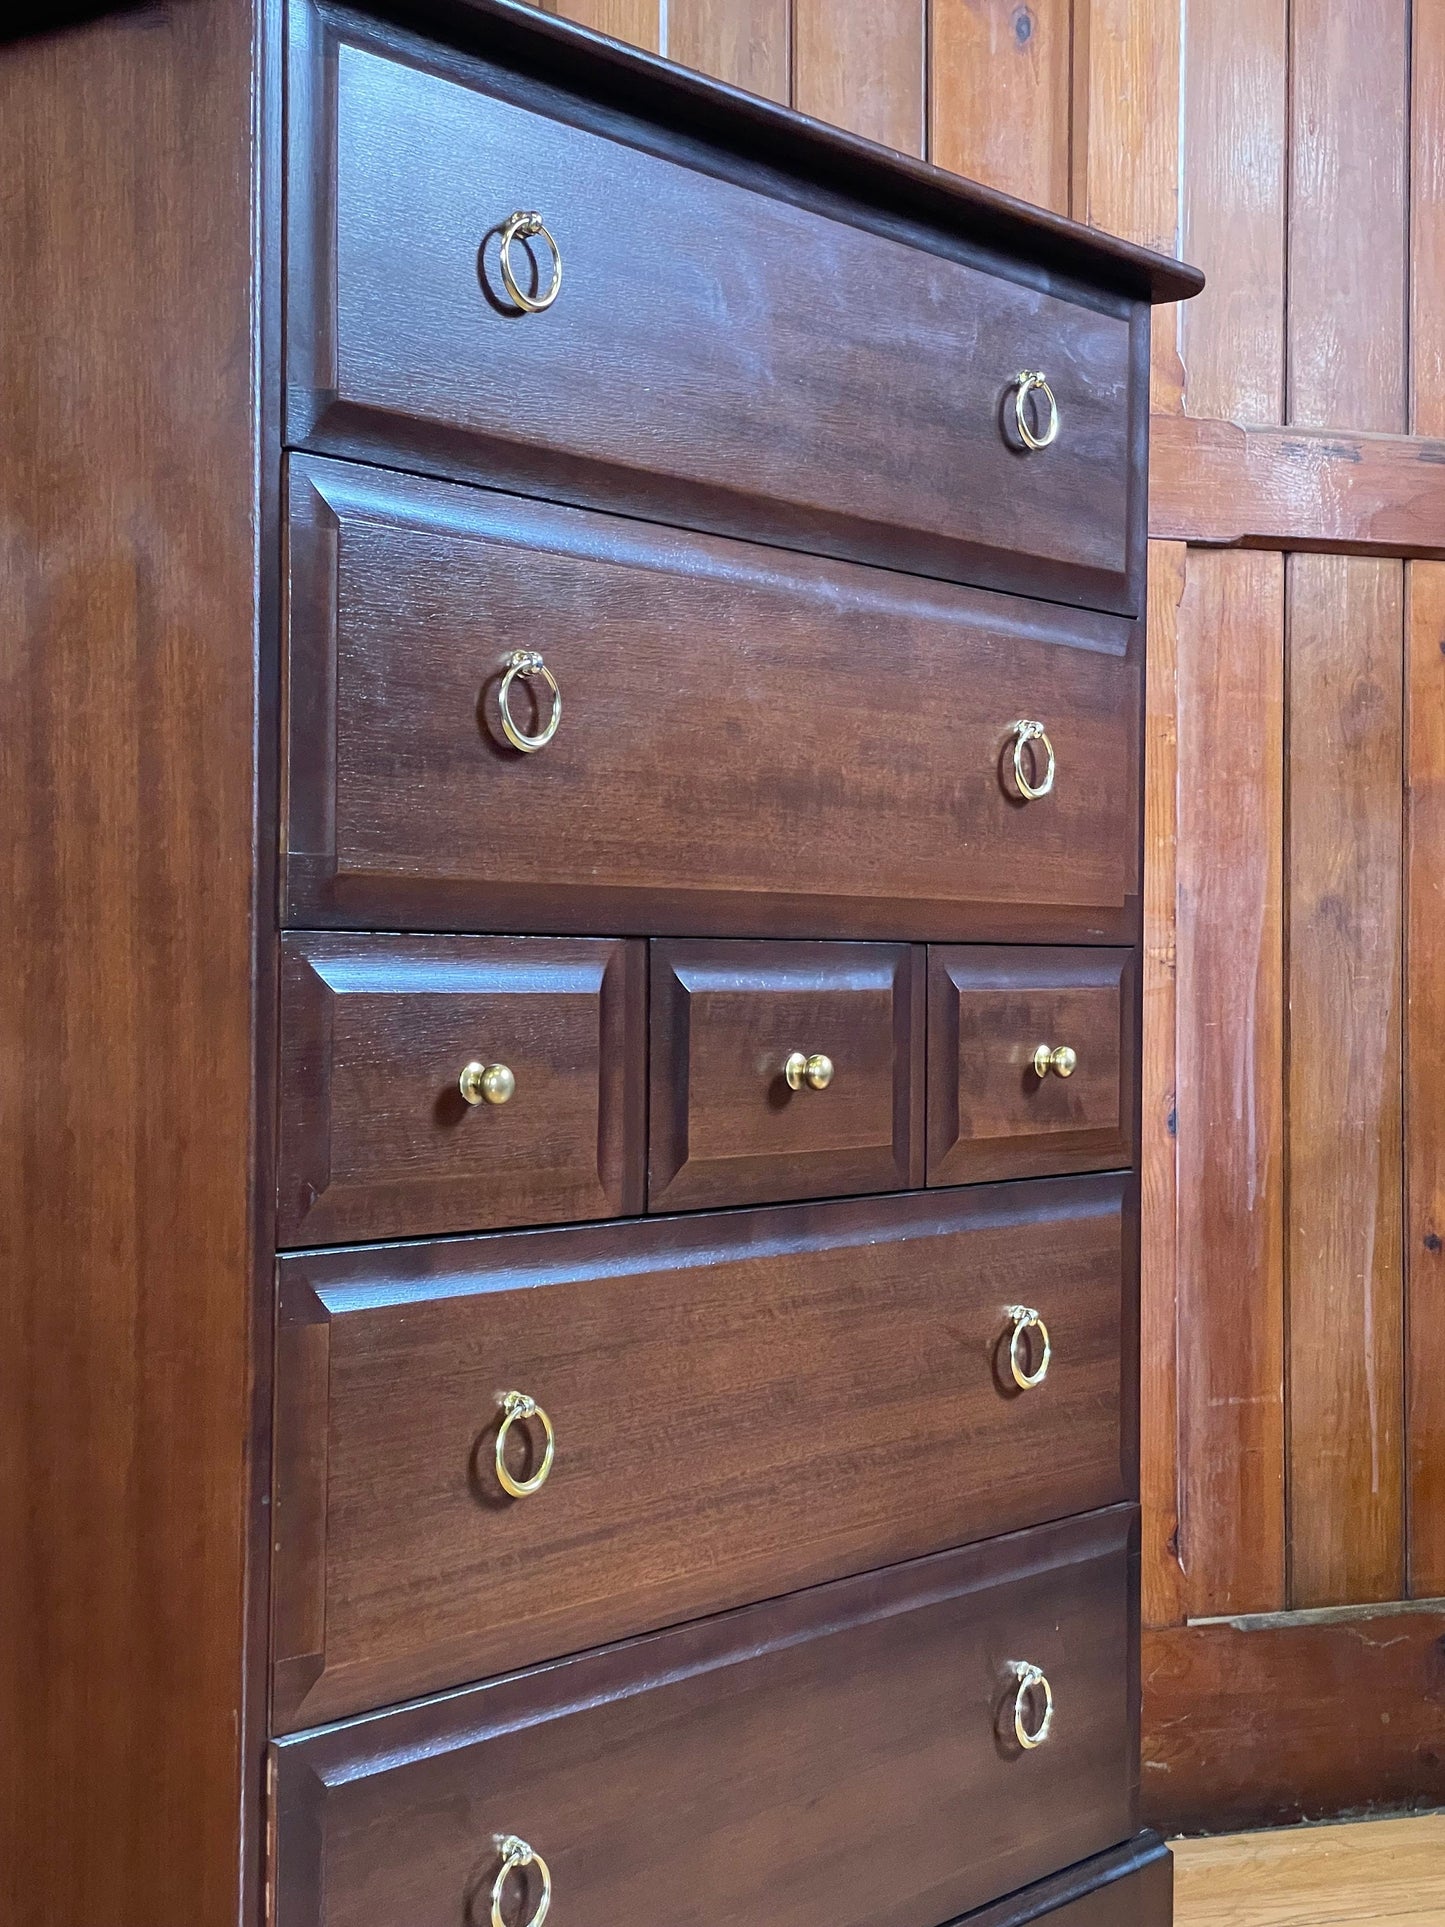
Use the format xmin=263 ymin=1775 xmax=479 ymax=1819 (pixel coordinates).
xmin=536 ymin=0 xmax=661 ymax=47
xmin=1174 ymin=549 xmax=1287 ymax=1618
xmin=791 ymin=0 xmax=926 ymax=154
xmin=1286 ymin=554 xmax=1405 ymax=1608
xmin=1405 ymin=562 xmax=1445 ymax=1598
xmin=928 ymin=0 xmax=1071 ymax=214
xmin=1173 ymin=1815 xmax=1445 ymax=1926
xmin=667 ymin=0 xmax=789 ymax=99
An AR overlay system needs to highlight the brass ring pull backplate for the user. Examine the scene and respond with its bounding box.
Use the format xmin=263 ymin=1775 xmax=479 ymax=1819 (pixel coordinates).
xmin=1007 ymin=1306 xmax=1052 ymax=1390
xmin=499 ymin=210 xmax=563 ymax=313
xmin=491 ymin=1835 xmax=552 ymax=1927
xmin=1013 ymin=370 xmax=1060 ymax=450
xmin=1009 ymin=719 xmax=1056 ymax=800
xmin=784 ymin=1050 xmax=835 ymax=1091
xmin=499 ymin=650 xmax=562 ymax=753
xmin=495 ymin=1391 xmax=556 ymax=1499
xmin=1012 ymin=1662 xmax=1055 ymax=1749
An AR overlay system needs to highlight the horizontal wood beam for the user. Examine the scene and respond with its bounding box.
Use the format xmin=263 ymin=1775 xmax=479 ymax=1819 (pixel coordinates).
xmin=1141 ymin=1605 xmax=1445 ymax=1833
xmin=1150 ymin=413 xmax=1445 ymax=555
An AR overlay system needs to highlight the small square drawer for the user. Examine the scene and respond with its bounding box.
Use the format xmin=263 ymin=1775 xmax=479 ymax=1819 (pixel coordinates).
xmin=277 ymin=934 xmax=645 ymax=1245
xmin=649 ymin=940 xmax=924 ymax=1211
xmin=928 ymin=947 xmax=1135 ymax=1186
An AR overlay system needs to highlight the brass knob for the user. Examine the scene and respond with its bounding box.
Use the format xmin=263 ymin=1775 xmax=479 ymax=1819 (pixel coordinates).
xmin=1032 ymin=1043 xmax=1076 ymax=1078
xmin=1013 ymin=370 xmax=1059 ymax=450
xmin=498 ymin=649 xmax=561 ymax=753
xmin=461 ymin=1061 xmax=516 ymax=1106
xmin=1010 ymin=720 xmax=1056 ymax=800
xmin=1006 ymin=1306 xmax=1052 ymax=1390
xmin=499 ymin=209 xmax=563 ymax=313
xmin=1011 ymin=1662 xmax=1055 ymax=1750
xmin=784 ymin=1051 xmax=834 ymax=1091
xmin=491 ymin=1834 xmax=552 ymax=1927
xmin=494 ymin=1391 xmax=555 ymax=1500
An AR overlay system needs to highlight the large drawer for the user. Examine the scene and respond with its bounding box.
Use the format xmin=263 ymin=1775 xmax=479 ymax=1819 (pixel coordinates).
xmin=955 ymin=1834 xmax=1171 ymax=1926
xmin=271 ymin=1508 xmax=1139 ymax=1927
xmin=271 ymin=1175 xmax=1133 ymax=1728
xmin=284 ymin=458 xmax=1141 ymax=942
xmin=289 ymin=11 xmax=1145 ymax=616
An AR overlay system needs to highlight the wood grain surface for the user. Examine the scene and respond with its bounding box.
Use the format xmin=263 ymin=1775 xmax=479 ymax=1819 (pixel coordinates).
xmin=1172 ymin=1814 xmax=1445 ymax=1927
xmin=273 ymin=1509 xmax=1140 ymax=1927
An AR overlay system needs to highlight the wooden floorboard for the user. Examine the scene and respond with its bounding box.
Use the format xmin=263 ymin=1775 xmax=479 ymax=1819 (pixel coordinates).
xmin=1173 ymin=1814 xmax=1445 ymax=1924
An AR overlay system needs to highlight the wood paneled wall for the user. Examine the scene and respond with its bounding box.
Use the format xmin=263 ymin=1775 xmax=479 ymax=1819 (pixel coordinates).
xmin=533 ymin=0 xmax=1445 ymax=1831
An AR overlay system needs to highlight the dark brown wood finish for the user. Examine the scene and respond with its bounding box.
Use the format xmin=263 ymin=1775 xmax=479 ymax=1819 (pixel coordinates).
xmin=928 ymin=947 xmax=1136 ymax=1186
xmin=277 ymin=933 xmax=645 ymax=1243
xmin=272 ymin=1508 xmax=1139 ymax=1927
xmin=649 ymin=939 xmax=924 ymax=1210
xmin=951 ymin=1834 xmax=1172 ymax=1927
xmin=284 ymin=456 xmax=1142 ymax=942
xmin=0 ymin=5 xmax=270 ymax=1925
xmin=272 ymin=1176 xmax=1132 ymax=1727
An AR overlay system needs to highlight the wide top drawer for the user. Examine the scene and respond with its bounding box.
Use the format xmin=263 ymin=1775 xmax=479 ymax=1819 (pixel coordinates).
xmin=289 ymin=10 xmax=1148 ymax=615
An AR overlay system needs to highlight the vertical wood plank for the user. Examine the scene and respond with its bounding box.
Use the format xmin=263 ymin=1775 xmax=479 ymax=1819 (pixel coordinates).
xmin=537 ymin=0 xmax=661 ymax=51
xmin=1412 ymin=2 xmax=1445 ymax=437
xmin=791 ymin=0 xmax=926 ymax=155
xmin=1141 ymin=539 xmax=1186 ymax=1629
xmin=667 ymin=0 xmax=790 ymax=99
xmin=1178 ymin=0 xmax=1288 ymax=424
xmin=927 ymin=0 xmax=1071 ymax=213
xmin=1071 ymin=0 xmax=1182 ymax=409
xmin=1174 ymin=549 xmax=1288 ymax=1617
xmin=1288 ymin=0 xmax=1409 ymax=434
xmin=1405 ymin=561 xmax=1445 ymax=1598
xmin=1287 ymin=553 xmax=1405 ymax=1608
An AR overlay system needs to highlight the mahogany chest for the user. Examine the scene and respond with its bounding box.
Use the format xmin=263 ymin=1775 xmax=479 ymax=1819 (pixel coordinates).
xmin=0 ymin=4 xmax=1200 ymax=1922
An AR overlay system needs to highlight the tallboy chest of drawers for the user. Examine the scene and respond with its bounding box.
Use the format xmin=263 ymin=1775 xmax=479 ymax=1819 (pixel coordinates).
xmin=0 ymin=4 xmax=1200 ymax=1924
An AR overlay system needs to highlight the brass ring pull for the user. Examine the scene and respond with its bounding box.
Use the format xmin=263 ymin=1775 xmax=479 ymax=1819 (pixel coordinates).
xmin=1010 ymin=719 xmax=1056 ymax=800
xmin=1012 ymin=1662 xmax=1055 ymax=1749
xmin=499 ymin=210 xmax=563 ymax=313
xmin=491 ymin=1835 xmax=552 ymax=1927
xmin=461 ymin=1061 xmax=516 ymax=1106
xmin=1032 ymin=1044 xmax=1077 ymax=1079
xmin=1007 ymin=1307 xmax=1051 ymax=1390
xmin=499 ymin=650 xmax=562 ymax=753
xmin=784 ymin=1051 xmax=835 ymax=1091
xmin=495 ymin=1391 xmax=555 ymax=1500
xmin=1013 ymin=370 xmax=1059 ymax=451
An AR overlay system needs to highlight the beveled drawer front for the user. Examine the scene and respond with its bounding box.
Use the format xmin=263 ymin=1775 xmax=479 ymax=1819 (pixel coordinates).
xmin=290 ymin=15 xmax=1143 ymax=616
xmin=955 ymin=1833 xmax=1170 ymax=1926
xmin=272 ymin=1508 xmax=1138 ymax=1927
xmin=271 ymin=1176 xmax=1131 ymax=1728
xmin=276 ymin=934 xmax=645 ymax=1244
xmin=649 ymin=939 xmax=923 ymax=1210
xmin=928 ymin=947 xmax=1136 ymax=1187
xmin=285 ymin=458 xmax=1140 ymax=942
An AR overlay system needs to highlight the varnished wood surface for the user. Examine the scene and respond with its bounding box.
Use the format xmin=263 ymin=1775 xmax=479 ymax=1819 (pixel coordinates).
xmin=927 ymin=946 xmax=1134 ymax=1187
xmin=285 ymin=456 xmax=1142 ymax=941
xmin=290 ymin=9 xmax=1143 ymax=614
xmin=271 ymin=1176 xmax=1132 ymax=1727
xmin=1150 ymin=416 xmax=1445 ymax=557
xmin=790 ymin=0 xmax=924 ymax=157
xmin=1172 ymin=1815 xmax=1445 ymax=1926
xmin=277 ymin=934 xmax=646 ymax=1242
xmin=0 ymin=4 xmax=267 ymax=1924
xmin=1141 ymin=1606 xmax=1445 ymax=1834
xmin=956 ymin=1833 xmax=1172 ymax=1926
xmin=930 ymin=0 xmax=1071 ymax=220
xmin=649 ymin=940 xmax=924 ymax=1210
xmin=272 ymin=1508 xmax=1140 ymax=1927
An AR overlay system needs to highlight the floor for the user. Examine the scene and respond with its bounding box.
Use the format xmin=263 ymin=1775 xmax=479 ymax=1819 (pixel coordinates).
xmin=1173 ymin=1814 xmax=1445 ymax=1925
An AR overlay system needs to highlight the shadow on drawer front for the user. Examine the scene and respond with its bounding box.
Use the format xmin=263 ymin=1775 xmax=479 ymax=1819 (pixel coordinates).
xmin=271 ymin=1509 xmax=1137 ymax=1927
xmin=284 ymin=457 xmax=1141 ymax=943
xmin=277 ymin=934 xmax=646 ymax=1244
xmin=649 ymin=938 xmax=925 ymax=1209
xmin=289 ymin=12 xmax=1141 ymax=614
xmin=270 ymin=1174 xmax=1131 ymax=1729
xmin=928 ymin=946 xmax=1137 ymax=1186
